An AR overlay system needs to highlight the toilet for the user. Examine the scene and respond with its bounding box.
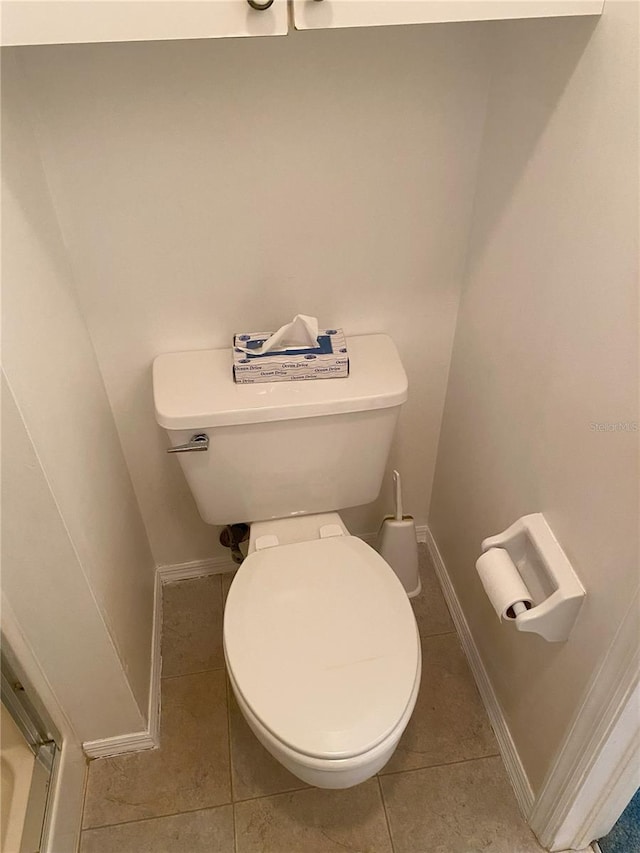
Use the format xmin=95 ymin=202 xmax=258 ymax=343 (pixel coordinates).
xmin=153 ymin=333 xmax=421 ymax=788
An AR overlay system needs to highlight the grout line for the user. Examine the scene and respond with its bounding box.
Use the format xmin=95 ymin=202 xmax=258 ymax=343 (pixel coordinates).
xmin=161 ymin=665 xmax=226 ymax=681
xmin=83 ymin=776 xmax=307 ymax=835
xmin=83 ymin=802 xmax=235 ymax=832
xmin=232 ymin=781 xmax=310 ymax=804
xmin=378 ymin=751 xmax=502 ymax=781
xmin=232 ymin=802 xmax=238 ymax=853
xmin=225 ymin=672 xmax=234 ymax=803
xmin=376 ymin=775 xmax=396 ymax=853
xmin=417 ymin=629 xmax=457 ymax=640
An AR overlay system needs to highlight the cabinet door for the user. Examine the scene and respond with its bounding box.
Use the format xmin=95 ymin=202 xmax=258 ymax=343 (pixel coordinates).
xmin=291 ymin=0 xmax=603 ymax=31
xmin=1 ymin=0 xmax=288 ymax=46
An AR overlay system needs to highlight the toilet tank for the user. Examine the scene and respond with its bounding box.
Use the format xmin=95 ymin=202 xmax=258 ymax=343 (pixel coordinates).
xmin=153 ymin=334 xmax=408 ymax=525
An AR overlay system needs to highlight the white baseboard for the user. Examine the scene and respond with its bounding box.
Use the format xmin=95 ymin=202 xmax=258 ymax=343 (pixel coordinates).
xmin=360 ymin=524 xmax=428 ymax=547
xmin=147 ymin=570 xmax=163 ymax=744
xmin=83 ymin=572 xmax=163 ymax=760
xmin=157 ymin=554 xmax=237 ymax=584
xmin=423 ymin=525 xmax=535 ymax=818
xmin=42 ymin=740 xmax=87 ymax=853
xmin=415 ymin=524 xmax=428 ymax=544
xmin=83 ymin=729 xmax=157 ymax=759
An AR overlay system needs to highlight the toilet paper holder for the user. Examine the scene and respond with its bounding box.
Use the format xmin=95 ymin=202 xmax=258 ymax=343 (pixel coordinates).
xmin=479 ymin=513 xmax=586 ymax=643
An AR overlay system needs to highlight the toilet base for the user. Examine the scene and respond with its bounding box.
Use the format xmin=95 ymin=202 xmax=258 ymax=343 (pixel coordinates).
xmin=226 ymin=647 xmax=421 ymax=789
xmin=259 ymin=730 xmax=400 ymax=789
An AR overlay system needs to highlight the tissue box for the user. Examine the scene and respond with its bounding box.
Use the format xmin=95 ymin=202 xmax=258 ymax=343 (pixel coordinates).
xmin=233 ymin=329 xmax=349 ymax=384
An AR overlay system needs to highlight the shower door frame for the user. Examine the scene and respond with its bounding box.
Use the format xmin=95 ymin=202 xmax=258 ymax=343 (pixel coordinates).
xmin=529 ymin=586 xmax=640 ymax=852
xmin=1 ymin=657 xmax=59 ymax=852
xmin=1 ymin=592 xmax=87 ymax=853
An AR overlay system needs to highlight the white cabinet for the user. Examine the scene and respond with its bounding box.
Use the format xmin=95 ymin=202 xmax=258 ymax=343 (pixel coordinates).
xmin=291 ymin=0 xmax=604 ymax=31
xmin=0 ymin=0 xmax=603 ymax=49
xmin=0 ymin=0 xmax=288 ymax=46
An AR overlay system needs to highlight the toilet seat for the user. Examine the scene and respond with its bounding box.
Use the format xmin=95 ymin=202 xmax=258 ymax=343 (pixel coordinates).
xmin=223 ymin=535 xmax=420 ymax=762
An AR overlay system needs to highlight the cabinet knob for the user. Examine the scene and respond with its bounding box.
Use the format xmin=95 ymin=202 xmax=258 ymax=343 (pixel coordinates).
xmin=247 ymin=0 xmax=274 ymax=9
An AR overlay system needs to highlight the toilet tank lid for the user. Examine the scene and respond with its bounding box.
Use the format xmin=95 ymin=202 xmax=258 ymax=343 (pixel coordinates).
xmin=153 ymin=334 xmax=408 ymax=429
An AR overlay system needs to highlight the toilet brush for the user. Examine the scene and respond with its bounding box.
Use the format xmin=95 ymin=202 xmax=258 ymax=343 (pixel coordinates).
xmin=376 ymin=470 xmax=421 ymax=598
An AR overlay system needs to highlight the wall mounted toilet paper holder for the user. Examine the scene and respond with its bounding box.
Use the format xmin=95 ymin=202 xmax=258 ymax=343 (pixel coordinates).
xmin=479 ymin=513 xmax=586 ymax=642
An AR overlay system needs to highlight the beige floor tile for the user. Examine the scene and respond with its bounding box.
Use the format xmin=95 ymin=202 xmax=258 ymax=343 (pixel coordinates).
xmin=410 ymin=545 xmax=455 ymax=638
xmin=228 ymin=684 xmax=309 ymax=801
xmin=234 ymin=779 xmax=393 ymax=853
xmin=380 ymin=756 xmax=545 ymax=853
xmin=162 ymin=576 xmax=224 ymax=677
xmin=83 ymin=671 xmax=231 ymax=828
xmin=380 ymin=633 xmax=497 ymax=775
xmin=80 ymin=805 xmax=234 ymax=853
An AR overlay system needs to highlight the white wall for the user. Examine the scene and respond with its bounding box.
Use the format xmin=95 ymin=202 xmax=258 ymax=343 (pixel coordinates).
xmin=429 ymin=0 xmax=638 ymax=796
xmin=2 ymin=379 xmax=146 ymax=742
xmin=13 ymin=22 xmax=493 ymax=566
xmin=2 ymin=52 xmax=156 ymax=736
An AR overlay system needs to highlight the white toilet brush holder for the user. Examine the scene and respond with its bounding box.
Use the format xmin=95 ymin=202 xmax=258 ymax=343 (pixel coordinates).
xmin=376 ymin=470 xmax=421 ymax=598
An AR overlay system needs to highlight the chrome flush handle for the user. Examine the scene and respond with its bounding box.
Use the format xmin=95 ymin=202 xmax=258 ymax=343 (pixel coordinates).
xmin=167 ymin=434 xmax=209 ymax=453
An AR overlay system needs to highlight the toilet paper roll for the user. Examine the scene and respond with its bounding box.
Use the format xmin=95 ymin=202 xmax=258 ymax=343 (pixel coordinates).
xmin=476 ymin=548 xmax=533 ymax=621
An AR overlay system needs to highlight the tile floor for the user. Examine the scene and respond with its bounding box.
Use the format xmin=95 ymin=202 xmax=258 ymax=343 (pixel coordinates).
xmin=81 ymin=545 xmax=548 ymax=853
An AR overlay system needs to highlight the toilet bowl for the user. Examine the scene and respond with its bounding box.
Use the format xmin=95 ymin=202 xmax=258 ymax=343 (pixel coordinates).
xmin=223 ymin=516 xmax=421 ymax=788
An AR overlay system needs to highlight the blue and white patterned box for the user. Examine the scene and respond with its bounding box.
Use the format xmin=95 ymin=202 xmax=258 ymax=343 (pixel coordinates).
xmin=232 ymin=329 xmax=349 ymax=384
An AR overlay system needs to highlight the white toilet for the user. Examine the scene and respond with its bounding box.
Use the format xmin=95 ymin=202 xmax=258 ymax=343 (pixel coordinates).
xmin=153 ymin=333 xmax=421 ymax=788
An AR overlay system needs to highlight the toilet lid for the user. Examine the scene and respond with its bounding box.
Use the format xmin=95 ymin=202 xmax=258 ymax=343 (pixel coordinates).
xmin=224 ymin=536 xmax=420 ymax=760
